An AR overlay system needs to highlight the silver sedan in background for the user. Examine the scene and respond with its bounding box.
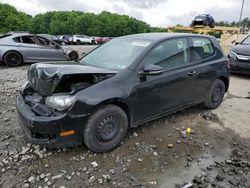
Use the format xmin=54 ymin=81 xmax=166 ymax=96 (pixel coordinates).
xmin=0 ymin=33 xmax=79 ymax=67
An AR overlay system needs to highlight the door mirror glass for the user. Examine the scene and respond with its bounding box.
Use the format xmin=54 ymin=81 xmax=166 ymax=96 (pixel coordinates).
xmin=140 ymin=64 xmax=164 ymax=76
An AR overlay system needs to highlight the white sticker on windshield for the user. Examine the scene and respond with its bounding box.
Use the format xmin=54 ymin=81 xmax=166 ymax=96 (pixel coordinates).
xmin=131 ymin=41 xmax=150 ymax=47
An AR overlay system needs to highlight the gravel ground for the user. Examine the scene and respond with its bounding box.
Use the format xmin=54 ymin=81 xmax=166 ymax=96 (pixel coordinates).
xmin=0 ymin=46 xmax=250 ymax=188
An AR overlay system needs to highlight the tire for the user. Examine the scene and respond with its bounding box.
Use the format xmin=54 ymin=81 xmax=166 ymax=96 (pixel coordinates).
xmin=203 ymin=79 xmax=225 ymax=109
xmin=4 ymin=51 xmax=23 ymax=67
xmin=84 ymin=104 xmax=128 ymax=153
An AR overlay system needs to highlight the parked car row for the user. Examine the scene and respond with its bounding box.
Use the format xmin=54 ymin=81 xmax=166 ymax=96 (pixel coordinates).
xmin=55 ymin=35 xmax=113 ymax=45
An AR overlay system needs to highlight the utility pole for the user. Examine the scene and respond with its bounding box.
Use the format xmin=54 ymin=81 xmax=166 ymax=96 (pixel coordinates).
xmin=239 ymin=0 xmax=245 ymax=25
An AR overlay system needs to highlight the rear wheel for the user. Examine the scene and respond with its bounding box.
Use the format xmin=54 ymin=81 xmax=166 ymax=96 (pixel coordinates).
xmin=4 ymin=51 xmax=23 ymax=67
xmin=204 ymin=79 xmax=225 ymax=109
xmin=83 ymin=105 xmax=128 ymax=153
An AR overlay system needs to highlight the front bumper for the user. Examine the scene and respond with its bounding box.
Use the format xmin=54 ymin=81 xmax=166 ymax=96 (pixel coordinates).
xmin=16 ymin=92 xmax=89 ymax=148
xmin=229 ymin=58 xmax=250 ymax=75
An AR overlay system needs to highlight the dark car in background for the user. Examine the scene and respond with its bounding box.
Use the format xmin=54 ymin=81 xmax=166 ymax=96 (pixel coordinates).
xmin=191 ymin=14 xmax=215 ymax=28
xmin=228 ymin=35 xmax=250 ymax=75
xmin=16 ymin=33 xmax=229 ymax=153
xmin=0 ymin=33 xmax=78 ymax=66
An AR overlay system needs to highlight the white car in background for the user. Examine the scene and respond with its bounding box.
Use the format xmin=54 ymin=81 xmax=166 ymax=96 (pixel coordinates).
xmin=72 ymin=35 xmax=96 ymax=45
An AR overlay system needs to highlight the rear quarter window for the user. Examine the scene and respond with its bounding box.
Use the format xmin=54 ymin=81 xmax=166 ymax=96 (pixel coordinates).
xmin=13 ymin=37 xmax=22 ymax=43
xmin=190 ymin=37 xmax=215 ymax=62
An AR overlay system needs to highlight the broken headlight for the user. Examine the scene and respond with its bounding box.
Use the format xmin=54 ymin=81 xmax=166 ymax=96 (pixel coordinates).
xmin=45 ymin=95 xmax=76 ymax=111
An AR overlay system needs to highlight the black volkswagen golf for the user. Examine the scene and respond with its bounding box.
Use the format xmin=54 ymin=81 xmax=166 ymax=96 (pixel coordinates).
xmin=16 ymin=33 xmax=229 ymax=153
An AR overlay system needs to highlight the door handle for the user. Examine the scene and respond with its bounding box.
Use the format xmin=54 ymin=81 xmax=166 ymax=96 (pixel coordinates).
xmin=186 ymin=71 xmax=196 ymax=76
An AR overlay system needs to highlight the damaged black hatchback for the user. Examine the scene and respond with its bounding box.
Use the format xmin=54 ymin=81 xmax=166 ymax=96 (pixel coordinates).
xmin=16 ymin=33 xmax=229 ymax=153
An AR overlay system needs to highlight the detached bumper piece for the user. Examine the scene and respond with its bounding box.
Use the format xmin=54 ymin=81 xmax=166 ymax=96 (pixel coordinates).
xmin=16 ymin=92 xmax=88 ymax=148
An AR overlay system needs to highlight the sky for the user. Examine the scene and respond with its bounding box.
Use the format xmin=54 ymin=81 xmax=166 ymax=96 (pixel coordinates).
xmin=1 ymin=0 xmax=249 ymax=27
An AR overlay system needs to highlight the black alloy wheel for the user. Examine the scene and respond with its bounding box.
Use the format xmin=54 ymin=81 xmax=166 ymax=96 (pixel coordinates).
xmin=4 ymin=51 xmax=23 ymax=67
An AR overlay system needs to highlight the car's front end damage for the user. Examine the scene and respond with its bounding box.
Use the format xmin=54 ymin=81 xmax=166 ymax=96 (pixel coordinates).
xmin=16 ymin=62 xmax=117 ymax=147
xmin=62 ymin=46 xmax=79 ymax=61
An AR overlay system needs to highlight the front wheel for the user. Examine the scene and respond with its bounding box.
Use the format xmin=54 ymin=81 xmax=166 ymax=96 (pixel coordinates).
xmin=4 ymin=51 xmax=23 ymax=67
xmin=203 ymin=79 xmax=225 ymax=109
xmin=83 ymin=105 xmax=128 ymax=153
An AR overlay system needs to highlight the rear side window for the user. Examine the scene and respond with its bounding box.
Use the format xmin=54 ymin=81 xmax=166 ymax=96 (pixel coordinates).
xmin=21 ymin=36 xmax=36 ymax=44
xmin=190 ymin=37 xmax=215 ymax=62
xmin=13 ymin=37 xmax=21 ymax=43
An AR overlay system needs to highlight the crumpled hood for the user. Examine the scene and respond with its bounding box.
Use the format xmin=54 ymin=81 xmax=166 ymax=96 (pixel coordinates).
xmin=231 ymin=44 xmax=250 ymax=56
xmin=28 ymin=61 xmax=118 ymax=96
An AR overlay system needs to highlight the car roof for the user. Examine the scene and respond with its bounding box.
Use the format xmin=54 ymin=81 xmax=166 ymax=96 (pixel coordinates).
xmin=120 ymin=32 xmax=212 ymax=42
xmin=10 ymin=33 xmax=34 ymax=37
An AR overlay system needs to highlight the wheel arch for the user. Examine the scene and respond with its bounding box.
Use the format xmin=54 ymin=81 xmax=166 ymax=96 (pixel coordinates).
xmin=218 ymin=76 xmax=229 ymax=92
xmin=96 ymin=98 xmax=132 ymax=127
xmin=3 ymin=50 xmax=24 ymax=63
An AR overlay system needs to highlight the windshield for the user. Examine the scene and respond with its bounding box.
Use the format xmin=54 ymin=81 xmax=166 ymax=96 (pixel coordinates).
xmin=80 ymin=38 xmax=150 ymax=70
xmin=242 ymin=36 xmax=250 ymax=45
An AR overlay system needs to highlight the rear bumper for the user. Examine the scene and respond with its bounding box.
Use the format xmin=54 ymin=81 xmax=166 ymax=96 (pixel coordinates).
xmin=16 ymin=92 xmax=89 ymax=148
xmin=229 ymin=58 xmax=250 ymax=75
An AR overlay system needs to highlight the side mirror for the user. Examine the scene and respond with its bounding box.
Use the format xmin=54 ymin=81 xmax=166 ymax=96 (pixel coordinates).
xmin=139 ymin=64 xmax=164 ymax=76
xmin=235 ymin=42 xmax=240 ymax=45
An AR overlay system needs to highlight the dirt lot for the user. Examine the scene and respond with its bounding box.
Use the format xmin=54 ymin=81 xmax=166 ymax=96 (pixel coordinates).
xmin=0 ymin=46 xmax=250 ymax=188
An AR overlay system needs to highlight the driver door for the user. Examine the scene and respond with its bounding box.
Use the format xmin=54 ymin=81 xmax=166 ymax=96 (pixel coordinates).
xmin=36 ymin=36 xmax=66 ymax=61
xmin=134 ymin=38 xmax=197 ymax=123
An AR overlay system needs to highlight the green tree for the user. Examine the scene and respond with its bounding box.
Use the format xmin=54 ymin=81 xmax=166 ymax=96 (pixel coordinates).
xmin=0 ymin=3 xmax=30 ymax=33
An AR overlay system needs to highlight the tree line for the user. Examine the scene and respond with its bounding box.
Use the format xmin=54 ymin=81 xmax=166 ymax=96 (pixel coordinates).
xmin=0 ymin=3 xmax=249 ymax=37
xmin=0 ymin=3 xmax=166 ymax=36
xmin=215 ymin=17 xmax=250 ymax=28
